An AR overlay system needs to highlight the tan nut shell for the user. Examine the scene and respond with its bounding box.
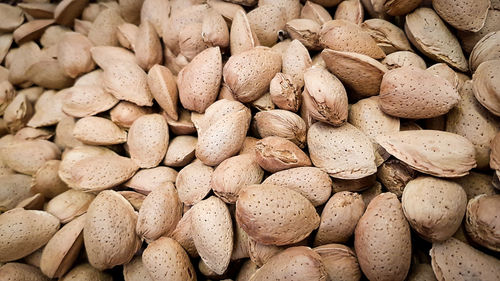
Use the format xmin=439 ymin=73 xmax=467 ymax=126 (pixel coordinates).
xmin=32 ymin=160 xmax=68 ymax=199
xmin=465 ymin=194 xmax=500 ymax=252
xmin=0 ymin=174 xmax=33 ymax=212
xmin=0 ymin=139 xmax=60 ymax=175
xmin=123 ymin=256 xmax=154 ymax=281
xmin=147 ymin=64 xmax=178 ymax=120
xmin=334 ymin=0 xmax=364 ymax=25
xmin=432 ymin=0 xmax=489 ymax=32
xmin=269 ymin=72 xmax=302 ymax=112
xmin=381 ymin=51 xmax=427 ymax=70
xmin=135 ymin=21 xmax=162 ymax=71
xmin=301 ymin=1 xmax=332 ymax=25
xmin=45 ymin=189 xmax=95 ymax=223
xmin=60 ymin=263 xmax=112 ymax=281
xmin=110 ymin=101 xmax=152 ymax=129
xmin=164 ymin=135 xmax=197 ymax=167
xmin=73 ymin=116 xmax=127 ymax=145
xmin=285 ymin=19 xmax=322 ymax=50
xmin=255 ymin=136 xmax=312 ymax=173
xmin=63 ymin=85 xmax=118 ymax=118
xmin=0 ymin=262 xmax=50 ymax=281
xmin=28 ymin=89 xmax=68 ymax=126
xmin=175 ymin=160 xmax=213 ymax=205
xmin=361 ymin=19 xmax=412 ymax=54
xmin=254 ymin=109 xmax=307 ymax=148
xmin=314 ymin=244 xmax=362 ymax=281
xmin=247 ymin=4 xmax=287 ymax=47
xmin=230 ymin=10 xmax=260 ymax=56
xmin=57 ymin=32 xmax=95 ymax=78
xmin=87 ymin=8 xmax=124 ymax=46
xmin=472 ymin=59 xmax=500 ymax=116
xmin=124 ymin=166 xmax=177 ymax=194
xmin=127 ymin=114 xmax=169 ymax=168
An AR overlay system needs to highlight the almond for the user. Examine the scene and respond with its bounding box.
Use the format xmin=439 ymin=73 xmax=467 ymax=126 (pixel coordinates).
xmin=136 ymin=182 xmax=182 ymax=241
xmin=269 ymin=72 xmax=302 ymax=112
xmin=54 ymin=0 xmax=89 ymax=26
xmin=254 ymin=110 xmax=306 ymax=147
xmin=171 ymin=207 xmax=199 ymax=258
xmin=140 ymin=0 xmax=171 ymax=36
xmin=361 ymin=19 xmax=412 ymax=54
xmin=259 ymin=0 xmax=301 ymax=22
xmin=32 ymin=160 xmax=68 ymax=199
xmin=0 ymin=4 xmax=24 ymax=32
xmin=118 ymin=191 xmax=146 ymax=211
xmin=282 ymin=39 xmax=312 ymax=87
xmin=142 ymin=237 xmax=196 ymax=281
xmin=383 ymin=0 xmax=421 ymax=16
xmin=247 ymin=4 xmax=286 ymax=46
xmin=134 ymin=21 xmax=162 ymax=71
xmin=191 ymin=196 xmax=233 ymax=275
xmin=90 ymin=46 xmax=138 ymax=68
xmin=320 ymin=20 xmax=385 ymax=59
xmin=84 ymin=190 xmax=141 ymax=270
xmin=322 ymin=49 xmax=387 ymax=98
xmin=472 ymin=59 xmax=500 ymax=116
xmin=379 ymin=66 xmax=460 ymax=119
xmin=62 ymin=85 xmax=119 ymax=117
xmin=0 ymin=139 xmax=60 ymax=175
xmin=405 ymin=8 xmax=468 ymax=72
xmin=0 ymin=262 xmax=49 ymax=281
xmin=0 ymin=174 xmax=33 ymax=212
xmin=458 ymin=9 xmax=500 ymax=53
xmin=303 ymin=66 xmax=348 ymax=126
xmin=110 ymin=101 xmax=153 ymax=128
xmin=334 ymin=0 xmax=364 ymax=25
xmin=402 ymin=177 xmax=467 ymax=242
xmin=223 ymin=47 xmax=282 ymax=103
xmin=376 ymin=130 xmax=477 ymax=177
xmin=13 ymin=19 xmax=54 ymax=44
xmin=251 ymin=92 xmax=275 ymax=111
xmin=178 ymin=47 xmax=222 ymax=113
xmin=248 ymin=246 xmax=328 ymax=281
xmin=57 ymin=32 xmax=95 ymax=78
xmin=236 ymin=183 xmax=320 ymax=245
xmin=73 ymin=116 xmax=127 ymax=145
xmin=123 ymin=256 xmax=154 ymax=281
xmin=202 ymin=9 xmax=230 ymax=49
xmin=60 ymin=263 xmax=112 ymax=281
xmin=147 ymin=64 xmax=178 ymax=120
xmin=5 ymin=41 xmax=41 ymax=86
xmin=354 ymin=193 xmax=411 ymax=281
xmin=164 ymin=108 xmax=197 ymax=135
xmin=117 ymin=23 xmax=139 ymax=50
xmin=452 ymin=171 xmax=496 ymax=200
xmin=3 ymin=93 xmax=33 ymax=133
xmin=432 ymin=0 xmax=489 ymax=32
xmin=426 ymin=63 xmax=460 ymax=90
xmin=490 ymin=132 xmax=500 ymax=170
xmin=430 ymin=238 xmax=500 ymax=280
xmin=465 ymin=194 xmax=500 ymax=251
xmin=314 ymin=244 xmax=362 ymax=281
xmin=45 ymin=189 xmax=95 ymax=223
xmin=87 ymin=8 xmax=124 ymax=46
xmin=175 ymin=159 xmax=213 ymax=205
xmin=229 ymin=10 xmax=260 ymax=56
xmin=164 ymin=135 xmax=197 ymax=167
xmin=124 ymin=166 xmax=177 ymax=194
xmin=127 ymin=114 xmax=169 ymax=168
xmin=55 ymin=116 xmax=83 ymax=149
xmin=27 ymin=59 xmax=74 ymax=89
xmin=207 ymin=0 xmax=245 ymax=23
xmin=211 ymin=154 xmax=264 ymax=203
xmin=315 ymin=192 xmax=365 ymax=246
xmin=0 ymin=81 xmax=15 ymax=116
xmin=40 ymin=214 xmax=86 ymax=278
xmin=308 ymin=122 xmax=376 ymax=179
xmin=0 ymin=209 xmax=60 ymax=262
xmin=285 ymin=19 xmax=322 ymax=50
xmin=447 ymin=80 xmax=499 ymax=168
xmin=376 ymin=159 xmax=416 ymax=197
xmin=40 ymin=25 xmax=71 ymax=47
xmin=381 ymin=51 xmax=427 ymax=70
xmin=247 ymin=237 xmax=283 ymax=267
xmin=255 ymin=136 xmax=312 ymax=172
xmin=27 ymin=89 xmax=68 ymax=127
xmin=301 ymin=1 xmax=332 ymax=25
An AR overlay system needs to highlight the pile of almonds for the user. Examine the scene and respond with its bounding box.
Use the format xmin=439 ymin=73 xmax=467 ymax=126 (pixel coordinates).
xmin=1 ymin=0 xmax=500 ymax=280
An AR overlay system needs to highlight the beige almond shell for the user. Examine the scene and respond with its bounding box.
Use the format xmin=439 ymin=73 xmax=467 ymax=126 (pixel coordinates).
xmin=223 ymin=47 xmax=282 ymax=103
xmin=54 ymin=0 xmax=89 ymax=26
xmin=404 ymin=8 xmax=468 ymax=72
xmin=465 ymin=194 xmax=500 ymax=252
xmin=236 ymin=260 xmax=259 ymax=281
xmin=147 ymin=64 xmax=178 ymax=120
xmin=0 ymin=81 xmax=15 ymax=116
xmin=110 ymin=101 xmax=153 ymax=129
xmin=361 ymin=19 xmax=412 ymax=54
xmin=62 ymin=85 xmax=118 ymax=118
xmin=118 ymin=191 xmax=146 ymax=211
xmin=84 ymin=190 xmax=141 ymax=270
xmin=381 ymin=51 xmax=427 ymax=70
xmin=452 ymin=171 xmax=496 ymax=201
xmin=142 ymin=237 xmax=196 ymax=281
xmin=171 ymin=207 xmax=199 ymax=258
xmin=123 ymin=256 xmax=154 ymax=281
xmin=5 ymin=41 xmax=41 ymax=86
xmin=248 ymin=246 xmax=328 ymax=281
xmin=135 ymin=20 xmax=162 ymax=71
xmin=334 ymin=0 xmax=364 ymax=25
xmin=254 ymin=109 xmax=307 ymax=148
xmin=27 ymin=58 xmax=74 ymax=90
xmin=45 ymin=189 xmax=95 ymax=223
xmin=247 ymin=4 xmax=287 ymax=47
xmin=55 ymin=116 xmax=84 ymax=150
xmin=472 ymin=59 xmax=500 ymax=116
xmin=0 ymin=262 xmax=50 ymax=281
xmin=0 ymin=209 xmax=60 ymax=263
xmin=426 ymin=63 xmax=460 ymax=90
xmin=446 ymin=80 xmax=499 ymax=169
xmin=247 ymin=236 xmax=283 ymax=267
xmin=491 ymin=133 xmax=500 ymax=171
xmin=432 ymin=0 xmax=489 ymax=32
xmin=251 ymin=92 xmax=274 ymax=111
xmin=140 ymin=0 xmax=171 ymax=37
xmin=377 ymin=159 xmax=417 ymax=198
xmin=314 ymin=192 xmax=365 ymax=246
xmin=59 ymin=263 xmax=112 ymax=281
xmin=211 ymin=154 xmax=264 ymax=203
xmin=127 ymin=114 xmax=169 ymax=168
xmin=31 ymin=159 xmax=68 ymax=199
xmin=300 ymin=1 xmax=332 ymax=25
xmin=175 ymin=160 xmax=213 ymax=205
xmin=303 ymin=66 xmax=348 ymax=126
xmin=207 ymin=0 xmax=245 ymax=23
xmin=57 ymin=32 xmax=95 ymax=79
xmin=379 ymin=66 xmax=460 ymax=119
xmin=164 ymin=135 xmax=197 ymax=167
xmin=40 ymin=214 xmax=86 ymax=278
xmin=202 ymin=9 xmax=230 ymax=49
xmin=13 ymin=19 xmax=55 ymax=45
xmin=269 ymin=72 xmax=302 ymax=112
xmin=178 ymin=47 xmax=222 ymax=113
xmin=282 ymin=39 xmax=312 ymax=87
xmin=87 ymin=8 xmax=124 ymax=47
xmin=0 ymin=3 xmax=24 ymax=32
xmin=40 ymin=25 xmax=71 ymax=48
xmin=230 ymin=10 xmax=260 ymax=56
xmin=255 ymin=136 xmax=312 ymax=173
xmin=232 ymin=224 xmax=251 ymax=261
xmin=0 ymin=174 xmax=33 ymax=212
xmin=123 ymin=166 xmax=177 ymax=194
xmin=90 ymin=46 xmax=138 ymax=69
xmin=458 ymin=10 xmax=500 ymax=54
xmin=402 ymin=177 xmax=467 ymax=242
xmin=117 ymin=22 xmax=138 ymax=50
xmin=320 ymin=20 xmax=385 ymax=59
xmin=322 ymin=49 xmax=387 ymax=98
xmin=285 ymin=19 xmax=322 ymax=51
xmin=354 ymin=193 xmax=411 ymax=281
xmin=470 ymin=31 xmax=500 ymax=72
xmin=430 ymin=237 xmax=500 ymax=281
xmin=0 ymin=139 xmax=60 ymax=175
xmin=164 ymin=108 xmax=196 ymax=135
xmin=236 ymin=183 xmax=320 ymax=246
xmin=28 ymin=90 xmax=69 ymax=128
xmin=314 ymin=244 xmax=362 ymax=281
xmin=73 ymin=116 xmax=127 ymax=145
xmin=308 ymin=122 xmax=376 ymax=179
xmin=263 ymin=166 xmax=332 ymax=207
xmin=3 ymin=92 xmax=33 ymax=133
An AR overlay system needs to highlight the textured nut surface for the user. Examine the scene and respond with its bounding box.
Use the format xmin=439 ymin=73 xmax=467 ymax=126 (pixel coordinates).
xmin=465 ymin=194 xmax=500 ymax=252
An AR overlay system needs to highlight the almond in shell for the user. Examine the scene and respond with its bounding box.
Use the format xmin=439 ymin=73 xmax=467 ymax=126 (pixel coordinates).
xmin=255 ymin=136 xmax=312 ymax=173
xmin=59 ymin=263 xmax=112 ymax=281
xmin=57 ymin=32 xmax=95 ymax=78
xmin=282 ymin=39 xmax=312 ymax=87
xmin=472 ymin=59 xmax=500 ymax=116
xmin=135 ymin=20 xmax=163 ymax=71
xmin=87 ymin=8 xmax=124 ymax=46
xmin=334 ymin=0 xmax=364 ymax=25
xmin=300 ymin=1 xmax=332 ymax=25
xmin=123 ymin=256 xmax=154 ymax=281
xmin=285 ymin=19 xmax=322 ymax=50
xmin=247 ymin=4 xmax=286 ymax=46
xmin=432 ymin=0 xmax=489 ymax=32
xmin=0 ymin=139 xmax=60 ymax=175
xmin=361 ymin=18 xmax=412 ymax=54
xmin=0 ymin=174 xmax=33 ymax=212
xmin=147 ymin=64 xmax=178 ymax=120
xmin=73 ymin=116 xmax=127 ymax=145
xmin=254 ymin=109 xmax=307 ymax=148
xmin=381 ymin=51 xmax=426 ymax=70
xmin=314 ymin=244 xmax=362 ymax=281
xmin=269 ymin=72 xmax=302 ymax=112
xmin=164 ymin=135 xmax=197 ymax=167
xmin=0 ymin=262 xmax=49 ymax=281
xmin=465 ymin=194 xmax=500 ymax=252
xmin=124 ymin=166 xmax=177 ymax=194
xmin=45 ymin=189 xmax=95 ymax=223
xmin=31 ymin=160 xmax=68 ymax=199
xmin=62 ymin=85 xmax=119 ymax=118
xmin=110 ymin=101 xmax=153 ymax=128
xmin=229 ymin=10 xmax=260 ymax=56
xmin=127 ymin=114 xmax=169 ymax=168
xmin=175 ymin=160 xmax=213 ymax=205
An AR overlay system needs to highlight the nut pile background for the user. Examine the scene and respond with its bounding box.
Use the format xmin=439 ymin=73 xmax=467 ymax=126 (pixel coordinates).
xmin=0 ymin=0 xmax=499 ymax=280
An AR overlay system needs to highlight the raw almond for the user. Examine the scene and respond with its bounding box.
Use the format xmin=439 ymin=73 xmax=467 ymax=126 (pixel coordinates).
xmin=207 ymin=0 xmax=245 ymax=23
xmin=236 ymin=183 xmax=320 ymax=245
xmin=124 ymin=166 xmax=177 ymax=194
xmin=229 ymin=10 xmax=260 ymax=56
xmin=55 ymin=116 xmax=83 ymax=149
xmin=40 ymin=214 xmax=86 ymax=278
xmin=465 ymin=194 xmax=500 ymax=251
xmin=164 ymin=135 xmax=197 ymax=167
xmin=255 ymin=136 xmax=312 ymax=172
xmin=315 ymin=192 xmax=365 ymax=246
xmin=127 ymin=114 xmax=169 ymax=168
xmin=247 ymin=236 xmax=283 ymax=267
xmin=383 ymin=0 xmax=421 ymax=16
xmin=164 ymin=108 xmax=196 ymax=135
xmin=135 ymin=20 xmax=162 ymax=71
xmin=3 ymin=93 xmax=33 ymax=133
xmin=285 ymin=19 xmax=322 ymax=50
xmin=379 ymin=66 xmax=460 ymax=119
xmin=432 ymin=0 xmax=489 ymax=32
xmin=0 ymin=139 xmax=60 ymax=175
xmin=0 ymin=174 xmax=33 ymax=212
xmin=282 ymin=39 xmax=312 ymax=87
xmin=314 ymin=244 xmax=362 ymax=281
xmin=73 ymin=116 xmax=127 ymax=145
xmin=123 ymin=256 xmax=154 ymax=281
xmin=5 ymin=41 xmax=41 ymax=86
xmin=62 ymin=85 xmax=119 ymax=117
xmin=180 ymin=24 xmax=207 ymax=59
xmin=191 ymin=196 xmax=233 ymax=274
xmin=247 ymin=4 xmax=286 ymax=46
xmin=354 ymin=193 xmax=411 ymax=281
xmin=458 ymin=9 xmax=500 ymax=53
xmin=27 ymin=59 xmax=74 ymax=90
xmin=119 ymin=191 xmax=146 ymax=211
xmin=320 ymin=20 xmax=385 ymax=59
xmin=45 ymin=189 xmax=95 ymax=223
xmin=40 ymin=25 xmax=71 ymax=47
xmin=54 ymin=0 xmax=89 ymax=26
xmin=110 ymin=101 xmax=153 ymax=128
xmin=90 ymin=46 xmax=138 ymax=68
xmin=147 ymin=64 xmax=178 ymax=120
xmin=84 ymin=190 xmax=141 ymax=270
xmin=308 ymin=122 xmax=376 ymax=179
xmin=334 ymin=0 xmax=364 ymax=25
xmin=0 ymin=81 xmax=15 ymax=116
xmin=472 ymin=59 xmax=500 ymax=116
xmin=87 ymin=8 xmax=124 ymax=46
xmin=376 ymin=130 xmax=477 ymax=177
xmin=117 ymin=22 xmax=139 ymax=50
xmin=251 ymin=92 xmax=275 ymax=111
xmin=254 ymin=110 xmax=306 ymax=147
xmin=248 ymin=246 xmax=328 ymax=281
xmin=259 ymin=0 xmax=301 ymax=22
xmin=361 ymin=19 xmax=412 ymax=54
xmin=404 ymin=8 xmax=468 ymax=72
xmin=140 ymin=0 xmax=171 ymax=36
xmin=381 ymin=50 xmax=427 ymax=70
xmin=136 ymin=182 xmax=182 ymax=241
xmin=211 ymin=154 xmax=264 ymax=203
xmin=177 ymin=47 xmax=222 ymax=113
xmin=171 ymin=207 xmax=199 ymax=258
xmin=426 ymin=63 xmax=460 ymax=90
xmin=301 ymin=1 xmax=332 ymax=25
xmin=0 ymin=4 xmax=24 ymax=32
xmin=142 ymin=237 xmax=196 ymax=281
xmin=322 ymin=49 xmax=387 ymax=98
xmin=491 ymin=132 xmax=500 ymax=170
xmin=57 ymin=32 xmax=95 ymax=78
xmin=202 ymin=9 xmax=230 ymax=49
xmin=13 ymin=19 xmax=54 ymax=44
xmin=32 ymin=160 xmax=68 ymax=199
xmin=402 ymin=177 xmax=467 ymax=242
xmin=28 ymin=90 xmax=70 ymax=128
xmin=0 ymin=262 xmax=50 ymax=281
xmin=223 ymin=47 xmax=282 ymax=103
xmin=60 ymin=263 xmax=112 ymax=281
xmin=269 ymin=72 xmax=302 ymax=112
xmin=175 ymin=160 xmax=213 ymax=205
xmin=430 ymin=238 xmax=500 ymax=280
xmin=452 ymin=171 xmax=496 ymax=200
xmin=0 ymin=209 xmax=60 ymax=262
